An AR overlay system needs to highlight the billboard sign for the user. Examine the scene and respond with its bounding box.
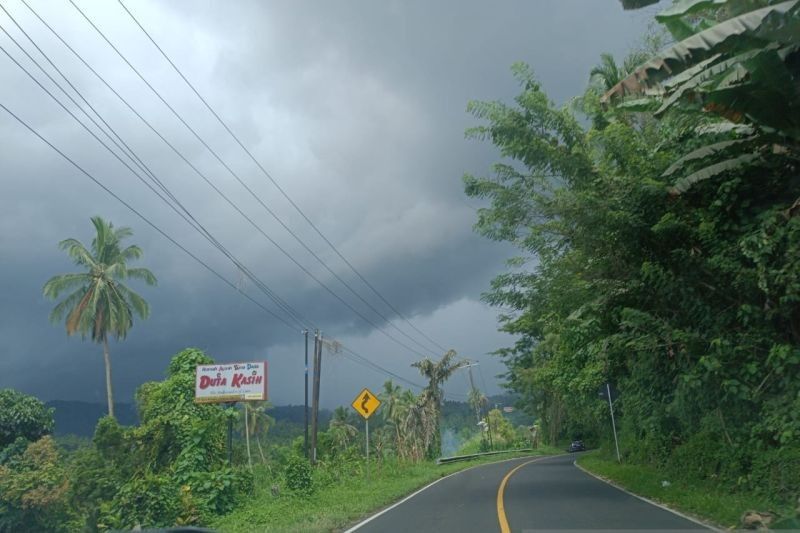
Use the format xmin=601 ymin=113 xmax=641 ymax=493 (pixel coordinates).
xmin=195 ymin=361 xmax=267 ymax=403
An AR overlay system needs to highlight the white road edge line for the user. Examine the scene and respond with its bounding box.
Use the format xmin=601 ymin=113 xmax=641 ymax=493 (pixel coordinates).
xmin=572 ymin=459 xmax=724 ymax=532
xmin=343 ymin=454 xmax=550 ymax=533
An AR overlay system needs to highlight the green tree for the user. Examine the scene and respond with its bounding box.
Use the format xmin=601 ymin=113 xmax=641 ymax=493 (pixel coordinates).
xmin=0 ymin=436 xmax=80 ymax=532
xmin=463 ymin=4 xmax=799 ymax=502
xmin=328 ymin=406 xmax=358 ymax=454
xmin=486 ymin=409 xmax=516 ymax=448
xmin=0 ymin=389 xmax=54 ymax=450
xmin=43 ymin=216 xmax=157 ymax=418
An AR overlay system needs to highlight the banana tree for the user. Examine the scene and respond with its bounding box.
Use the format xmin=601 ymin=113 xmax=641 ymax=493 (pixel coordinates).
xmin=603 ymin=0 xmax=800 ymax=193
xmin=412 ymin=350 xmax=465 ymax=459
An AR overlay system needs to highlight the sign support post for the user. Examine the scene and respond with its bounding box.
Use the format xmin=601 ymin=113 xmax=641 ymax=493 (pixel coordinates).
xmin=304 ymin=329 xmax=309 ymax=459
xmin=351 ymin=387 xmax=381 ymax=482
xmin=227 ymin=406 xmax=234 ymax=466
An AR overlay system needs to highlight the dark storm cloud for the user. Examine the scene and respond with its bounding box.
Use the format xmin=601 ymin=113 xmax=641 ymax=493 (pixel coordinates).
xmin=0 ymin=0 xmax=666 ymax=407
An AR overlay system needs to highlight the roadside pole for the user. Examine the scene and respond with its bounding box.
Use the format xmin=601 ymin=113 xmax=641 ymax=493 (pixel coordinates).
xmin=304 ymin=329 xmax=309 ymax=459
xmin=606 ymin=383 xmax=621 ymax=462
xmin=310 ymin=331 xmax=323 ymax=464
xmin=351 ymin=387 xmax=380 ymax=484
xmin=226 ymin=402 xmax=235 ymax=466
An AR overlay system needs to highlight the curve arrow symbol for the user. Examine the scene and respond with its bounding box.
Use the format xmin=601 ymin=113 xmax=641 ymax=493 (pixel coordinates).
xmin=361 ymin=393 xmax=370 ymax=414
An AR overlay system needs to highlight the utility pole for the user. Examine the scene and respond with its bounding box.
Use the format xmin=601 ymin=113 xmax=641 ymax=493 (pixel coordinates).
xmin=466 ymin=363 xmax=481 ymax=423
xmin=606 ymin=382 xmax=621 ymax=463
xmin=310 ymin=330 xmax=323 ymax=464
xmin=303 ymin=329 xmax=309 ymax=459
xmin=461 ymin=360 xmax=492 ymax=450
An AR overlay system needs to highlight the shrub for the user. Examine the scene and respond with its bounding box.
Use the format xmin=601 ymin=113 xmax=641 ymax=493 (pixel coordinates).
xmin=666 ymin=431 xmax=751 ymax=487
xmin=100 ymin=473 xmax=180 ymax=530
xmin=284 ymin=455 xmax=314 ymax=495
xmin=182 ymin=467 xmax=253 ymax=519
xmin=749 ymin=446 xmax=800 ymax=505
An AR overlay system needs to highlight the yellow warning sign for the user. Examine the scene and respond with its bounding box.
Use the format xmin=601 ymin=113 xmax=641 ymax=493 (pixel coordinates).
xmin=351 ymin=387 xmax=381 ymax=419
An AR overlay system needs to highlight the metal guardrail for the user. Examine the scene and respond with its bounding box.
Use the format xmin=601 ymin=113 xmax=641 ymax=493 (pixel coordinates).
xmin=436 ymin=448 xmax=534 ymax=465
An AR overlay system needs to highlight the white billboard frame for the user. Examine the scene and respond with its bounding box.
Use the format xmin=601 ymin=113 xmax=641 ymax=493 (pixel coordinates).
xmin=194 ymin=361 xmax=268 ymax=404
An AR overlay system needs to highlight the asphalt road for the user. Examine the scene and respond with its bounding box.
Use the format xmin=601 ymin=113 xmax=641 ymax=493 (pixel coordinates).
xmin=349 ymin=454 xmax=710 ymax=533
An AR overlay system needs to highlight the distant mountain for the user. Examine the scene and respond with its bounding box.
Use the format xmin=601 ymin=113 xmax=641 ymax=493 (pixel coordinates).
xmin=45 ymin=400 xmax=332 ymax=438
xmin=46 ymin=400 xmax=138 ymax=437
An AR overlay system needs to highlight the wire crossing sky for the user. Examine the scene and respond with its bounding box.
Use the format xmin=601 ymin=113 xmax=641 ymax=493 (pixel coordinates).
xmin=0 ymin=0 xmax=665 ymax=407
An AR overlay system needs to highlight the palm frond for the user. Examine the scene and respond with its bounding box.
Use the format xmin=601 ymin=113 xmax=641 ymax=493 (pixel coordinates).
xmin=116 ymin=282 xmax=150 ymax=320
xmin=43 ymin=272 xmax=90 ymax=299
xmin=66 ymin=285 xmax=95 ymax=337
xmin=58 ymin=238 xmax=96 ymax=268
xmin=125 ymin=267 xmax=157 ymax=286
xmin=120 ymin=244 xmax=143 ymax=261
xmin=49 ymin=287 xmax=87 ymax=323
xmin=105 ymin=262 xmax=128 ymax=280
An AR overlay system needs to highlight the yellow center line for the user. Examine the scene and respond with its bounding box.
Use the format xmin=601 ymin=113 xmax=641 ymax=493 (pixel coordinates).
xmin=496 ymin=457 xmax=547 ymax=533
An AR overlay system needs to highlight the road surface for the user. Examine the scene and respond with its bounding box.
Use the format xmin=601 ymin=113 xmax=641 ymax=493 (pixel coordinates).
xmin=348 ymin=454 xmax=710 ymax=533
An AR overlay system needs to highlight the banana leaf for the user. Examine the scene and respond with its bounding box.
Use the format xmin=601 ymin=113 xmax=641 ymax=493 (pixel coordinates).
xmin=670 ymin=152 xmax=760 ymax=193
xmin=662 ymin=137 xmax=757 ymax=176
xmin=602 ymin=0 xmax=800 ymax=102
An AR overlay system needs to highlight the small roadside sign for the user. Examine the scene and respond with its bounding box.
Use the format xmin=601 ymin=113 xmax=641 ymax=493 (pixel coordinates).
xmin=351 ymin=387 xmax=381 ymax=419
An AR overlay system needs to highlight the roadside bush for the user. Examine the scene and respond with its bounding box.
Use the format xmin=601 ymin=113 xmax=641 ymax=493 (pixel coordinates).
xmin=181 ymin=467 xmax=253 ymax=518
xmin=749 ymin=446 xmax=800 ymax=505
xmin=67 ymin=446 xmax=125 ymax=531
xmin=100 ymin=473 xmax=180 ymax=530
xmin=666 ymin=431 xmax=751 ymax=487
xmin=285 ymin=455 xmax=314 ymax=495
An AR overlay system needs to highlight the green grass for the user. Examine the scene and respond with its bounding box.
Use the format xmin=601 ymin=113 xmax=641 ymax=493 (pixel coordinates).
xmin=577 ymin=451 xmax=789 ymax=530
xmin=212 ymin=446 xmax=561 ymax=533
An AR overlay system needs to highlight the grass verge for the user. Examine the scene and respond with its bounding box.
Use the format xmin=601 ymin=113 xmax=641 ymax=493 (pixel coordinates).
xmin=212 ymin=446 xmax=560 ymax=532
xmin=577 ymin=451 xmax=791 ymax=530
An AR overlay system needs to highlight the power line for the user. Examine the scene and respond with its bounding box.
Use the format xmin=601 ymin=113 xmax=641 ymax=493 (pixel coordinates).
xmin=65 ymin=0 xmax=438 ymax=359
xmin=339 ymin=346 xmax=424 ymax=390
xmin=4 ymin=1 xmax=460 ymax=383
xmin=0 ymin=99 xmax=299 ymax=333
xmin=0 ymin=19 xmax=312 ymax=331
xmin=114 ymin=0 xmax=450 ymax=355
xmin=8 ymin=0 xmax=313 ymax=329
xmin=337 ymin=346 xmax=465 ymax=401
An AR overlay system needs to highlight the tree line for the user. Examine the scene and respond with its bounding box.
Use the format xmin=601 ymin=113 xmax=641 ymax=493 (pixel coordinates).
xmin=465 ymin=0 xmax=799 ymax=507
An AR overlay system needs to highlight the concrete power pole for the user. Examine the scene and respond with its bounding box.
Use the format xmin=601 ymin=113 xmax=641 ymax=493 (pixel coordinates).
xmin=462 ymin=361 xmax=493 ymax=450
xmin=304 ymin=329 xmax=309 ymax=459
xmin=310 ymin=330 xmax=323 ymax=464
xmin=466 ymin=363 xmax=481 ymax=423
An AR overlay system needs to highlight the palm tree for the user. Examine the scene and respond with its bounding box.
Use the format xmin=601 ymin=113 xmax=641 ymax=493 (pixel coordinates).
xmin=589 ymin=53 xmax=624 ymax=92
xmin=43 ymin=216 xmax=156 ymax=418
xmin=329 ymin=406 xmax=358 ymax=453
xmin=379 ymin=380 xmax=403 ymax=452
xmin=412 ymin=350 xmax=464 ymax=459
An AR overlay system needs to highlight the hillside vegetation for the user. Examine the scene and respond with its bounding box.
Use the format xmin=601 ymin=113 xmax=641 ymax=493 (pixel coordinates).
xmin=464 ymin=0 xmax=800 ymax=524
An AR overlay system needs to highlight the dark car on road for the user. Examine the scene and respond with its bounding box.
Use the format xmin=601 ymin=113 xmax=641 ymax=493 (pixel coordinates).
xmin=567 ymin=440 xmax=586 ymax=452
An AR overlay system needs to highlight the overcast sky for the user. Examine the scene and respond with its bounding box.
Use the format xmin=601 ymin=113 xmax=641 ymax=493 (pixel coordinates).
xmin=0 ymin=0 xmax=666 ymax=409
